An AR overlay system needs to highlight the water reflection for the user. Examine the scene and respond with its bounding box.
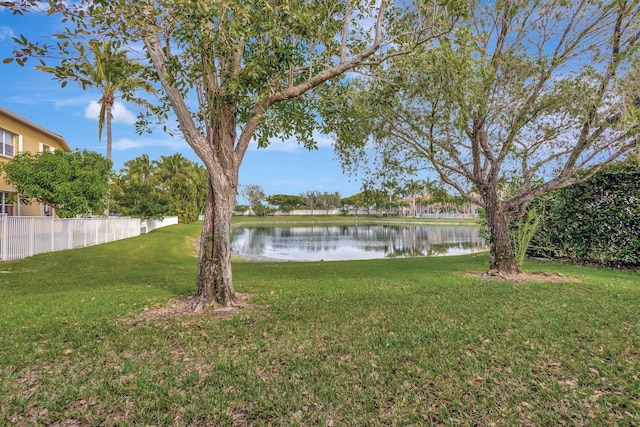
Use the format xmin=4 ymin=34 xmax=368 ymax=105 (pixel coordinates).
xmin=231 ymin=224 xmax=487 ymax=261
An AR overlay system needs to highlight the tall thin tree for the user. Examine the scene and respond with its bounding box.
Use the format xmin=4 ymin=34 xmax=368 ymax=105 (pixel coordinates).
xmin=36 ymin=40 xmax=157 ymax=160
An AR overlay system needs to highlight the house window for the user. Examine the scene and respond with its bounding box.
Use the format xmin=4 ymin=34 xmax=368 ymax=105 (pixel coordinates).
xmin=0 ymin=128 xmax=15 ymax=157
xmin=0 ymin=192 xmax=14 ymax=216
xmin=42 ymin=144 xmax=52 ymax=152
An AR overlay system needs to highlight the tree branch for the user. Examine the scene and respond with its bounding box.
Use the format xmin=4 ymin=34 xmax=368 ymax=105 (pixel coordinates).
xmin=142 ymin=28 xmax=216 ymax=170
xmin=235 ymin=0 xmax=391 ymax=163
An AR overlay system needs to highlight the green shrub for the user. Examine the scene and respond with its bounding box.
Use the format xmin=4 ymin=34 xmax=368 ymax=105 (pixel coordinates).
xmin=477 ymin=206 xmax=541 ymax=268
xmin=512 ymin=208 xmax=541 ymax=267
xmin=171 ymin=200 xmax=200 ymax=223
xmin=530 ymin=159 xmax=640 ymax=268
xmin=233 ymin=205 xmax=250 ymax=217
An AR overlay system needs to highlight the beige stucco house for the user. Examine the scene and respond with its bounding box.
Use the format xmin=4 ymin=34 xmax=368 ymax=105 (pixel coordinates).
xmin=0 ymin=106 xmax=72 ymax=216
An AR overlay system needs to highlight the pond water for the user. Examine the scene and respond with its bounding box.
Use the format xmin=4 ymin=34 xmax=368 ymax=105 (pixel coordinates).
xmin=231 ymin=224 xmax=487 ymax=261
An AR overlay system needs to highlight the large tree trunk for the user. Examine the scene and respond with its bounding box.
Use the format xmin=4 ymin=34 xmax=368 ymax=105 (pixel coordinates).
xmin=186 ymin=102 xmax=240 ymax=311
xmin=104 ymin=101 xmax=113 ymax=217
xmin=190 ymin=176 xmax=236 ymax=310
xmin=484 ymin=189 xmax=521 ymax=274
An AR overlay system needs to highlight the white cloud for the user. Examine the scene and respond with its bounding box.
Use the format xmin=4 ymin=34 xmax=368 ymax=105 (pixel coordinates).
xmin=112 ymin=103 xmax=138 ymax=124
xmin=250 ymin=130 xmax=335 ymax=152
xmin=0 ymin=26 xmax=14 ymax=41
xmin=83 ymin=101 xmax=103 ymax=120
xmin=112 ymin=136 xmax=188 ymax=151
xmin=84 ymin=101 xmax=137 ymax=125
xmin=55 ymin=95 xmax=95 ymax=108
xmin=313 ymin=132 xmax=335 ymax=149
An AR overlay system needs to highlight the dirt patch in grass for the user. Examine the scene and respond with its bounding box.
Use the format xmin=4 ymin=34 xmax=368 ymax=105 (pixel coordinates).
xmin=191 ymin=237 xmax=200 ymax=256
xmin=137 ymin=292 xmax=255 ymax=321
xmin=465 ymin=270 xmax=580 ymax=284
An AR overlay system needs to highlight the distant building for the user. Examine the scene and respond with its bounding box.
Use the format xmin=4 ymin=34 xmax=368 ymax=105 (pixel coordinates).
xmin=396 ymin=194 xmax=480 ymax=218
xmin=396 ymin=195 xmax=432 ymax=216
xmin=0 ymin=106 xmax=72 ymax=216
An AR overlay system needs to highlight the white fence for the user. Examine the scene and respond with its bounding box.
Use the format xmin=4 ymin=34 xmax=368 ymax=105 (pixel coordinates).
xmin=140 ymin=216 xmax=179 ymax=233
xmin=236 ymin=209 xmax=479 ymax=218
xmin=417 ymin=213 xmax=480 ymax=219
xmin=0 ymin=215 xmax=141 ymax=261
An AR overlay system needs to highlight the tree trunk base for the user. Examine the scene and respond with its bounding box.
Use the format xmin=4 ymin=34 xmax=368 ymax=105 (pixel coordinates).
xmin=181 ymin=295 xmax=211 ymax=313
xmin=136 ymin=293 xmax=254 ymax=320
xmin=181 ymin=293 xmax=247 ymax=313
xmin=483 ymin=268 xmax=523 ymax=280
xmin=483 ymin=269 xmax=509 ymax=281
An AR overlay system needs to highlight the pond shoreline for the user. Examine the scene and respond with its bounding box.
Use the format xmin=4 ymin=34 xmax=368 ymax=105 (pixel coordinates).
xmin=231 ymin=215 xmax=480 ymax=228
xmin=231 ymin=221 xmax=487 ymax=262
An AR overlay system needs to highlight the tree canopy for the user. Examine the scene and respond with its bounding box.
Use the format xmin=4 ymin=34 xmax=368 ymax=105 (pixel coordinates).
xmin=326 ymin=0 xmax=640 ymax=273
xmin=5 ymin=0 xmax=459 ymax=308
xmin=24 ymin=39 xmax=157 ymax=161
xmin=112 ymin=154 xmax=207 ymax=222
xmin=265 ymin=194 xmax=303 ymax=212
xmin=1 ymin=150 xmax=112 ymax=218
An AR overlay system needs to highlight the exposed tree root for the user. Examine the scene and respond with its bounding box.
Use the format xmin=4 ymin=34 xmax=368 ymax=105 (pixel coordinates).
xmin=466 ymin=270 xmax=578 ymax=284
xmin=483 ymin=269 xmax=511 ymax=281
xmin=137 ymin=292 xmax=254 ymax=321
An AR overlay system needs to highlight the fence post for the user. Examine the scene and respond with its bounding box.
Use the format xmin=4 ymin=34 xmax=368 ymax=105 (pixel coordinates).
xmin=0 ymin=214 xmax=6 ymax=261
xmin=68 ymin=219 xmax=73 ymax=250
xmin=50 ymin=216 xmax=55 ymax=252
xmin=29 ymin=217 xmax=35 ymax=258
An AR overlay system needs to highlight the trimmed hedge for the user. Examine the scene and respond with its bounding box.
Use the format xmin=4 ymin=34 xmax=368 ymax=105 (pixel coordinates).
xmin=530 ymin=159 xmax=640 ymax=268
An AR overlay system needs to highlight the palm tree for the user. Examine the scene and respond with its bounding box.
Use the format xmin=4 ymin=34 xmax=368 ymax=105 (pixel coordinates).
xmin=422 ymin=177 xmax=438 ymax=213
xmin=402 ymin=179 xmax=426 ymax=217
xmin=156 ymin=154 xmax=208 ymax=222
xmin=122 ymin=154 xmax=156 ymax=184
xmin=187 ymin=162 xmax=208 ymax=217
xmin=113 ymin=154 xmax=168 ymax=219
xmin=155 ymin=153 xmax=191 ymax=189
xmin=36 ymin=41 xmax=156 ymax=216
xmin=77 ymin=41 xmax=156 ymax=160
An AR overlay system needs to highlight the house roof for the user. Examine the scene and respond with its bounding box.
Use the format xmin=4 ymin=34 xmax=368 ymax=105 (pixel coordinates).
xmin=0 ymin=106 xmax=72 ymax=152
xmin=397 ymin=195 xmax=432 ymax=203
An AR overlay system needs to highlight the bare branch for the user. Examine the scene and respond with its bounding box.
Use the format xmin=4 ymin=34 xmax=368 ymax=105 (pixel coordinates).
xmin=340 ymin=1 xmax=353 ymax=64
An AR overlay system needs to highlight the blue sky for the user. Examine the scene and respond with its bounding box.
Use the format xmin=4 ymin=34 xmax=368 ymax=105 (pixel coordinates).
xmin=0 ymin=8 xmax=364 ymax=200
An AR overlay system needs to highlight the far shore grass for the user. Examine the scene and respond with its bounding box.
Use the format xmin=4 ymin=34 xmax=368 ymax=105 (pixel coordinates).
xmin=231 ymin=213 xmax=480 ymax=227
xmin=1 ymin=222 xmax=638 ymax=425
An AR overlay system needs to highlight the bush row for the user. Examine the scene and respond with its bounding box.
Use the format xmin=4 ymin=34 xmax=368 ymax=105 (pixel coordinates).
xmin=529 ymin=158 xmax=640 ymax=269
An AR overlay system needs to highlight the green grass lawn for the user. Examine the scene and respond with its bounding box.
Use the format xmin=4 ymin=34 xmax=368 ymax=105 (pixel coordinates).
xmin=1 ymin=223 xmax=638 ymax=425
